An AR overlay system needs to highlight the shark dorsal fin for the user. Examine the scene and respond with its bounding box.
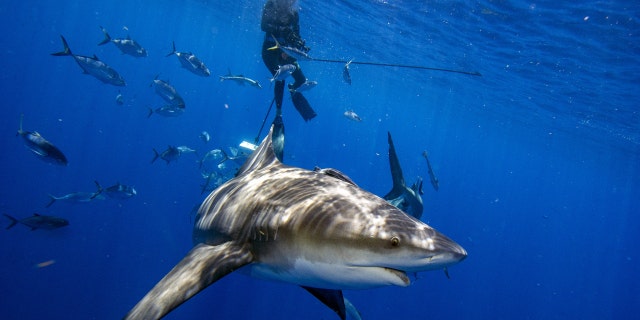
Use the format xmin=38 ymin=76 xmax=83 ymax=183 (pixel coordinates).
xmin=236 ymin=125 xmax=279 ymax=176
xmin=387 ymin=131 xmax=406 ymax=189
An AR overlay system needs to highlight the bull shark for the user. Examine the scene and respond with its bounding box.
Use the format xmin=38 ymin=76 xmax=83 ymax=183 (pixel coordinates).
xmin=383 ymin=132 xmax=424 ymax=219
xmin=125 ymin=125 xmax=466 ymax=319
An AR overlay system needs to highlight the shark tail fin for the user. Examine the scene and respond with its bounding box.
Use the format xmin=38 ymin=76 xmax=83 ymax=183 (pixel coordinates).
xmin=51 ymin=35 xmax=72 ymax=56
xmin=165 ymin=41 xmax=177 ymax=57
xmin=3 ymin=214 xmax=18 ymax=230
xmin=146 ymin=107 xmax=154 ymax=118
xmin=97 ymin=26 xmax=111 ymax=45
xmin=45 ymin=195 xmax=56 ymax=208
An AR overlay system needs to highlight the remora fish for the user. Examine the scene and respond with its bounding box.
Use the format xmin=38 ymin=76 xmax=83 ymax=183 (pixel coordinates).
xmin=151 ymin=146 xmax=181 ymax=164
xmin=383 ymin=132 xmax=424 ymax=219
xmin=166 ymin=41 xmax=210 ymax=77
xmin=151 ymin=78 xmax=185 ymax=107
xmin=51 ymin=35 xmax=126 ymax=86
xmin=4 ymin=213 xmax=68 ymax=231
xmin=268 ymin=35 xmax=313 ymax=61
xmin=270 ymin=64 xmax=296 ymax=82
xmin=343 ymin=110 xmax=362 ymax=122
xmin=422 ymin=151 xmax=440 ymax=191
xmin=124 ymin=125 xmax=466 ymax=320
xmin=17 ymin=114 xmax=68 ymax=166
xmin=95 ymin=181 xmax=137 ymax=199
xmin=343 ymin=59 xmax=353 ymax=85
xmin=97 ymin=26 xmax=147 ymax=57
xmin=219 ymin=70 xmax=262 ymax=89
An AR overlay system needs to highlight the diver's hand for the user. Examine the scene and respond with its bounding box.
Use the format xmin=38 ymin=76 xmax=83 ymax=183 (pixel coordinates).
xmin=292 ymin=36 xmax=310 ymax=53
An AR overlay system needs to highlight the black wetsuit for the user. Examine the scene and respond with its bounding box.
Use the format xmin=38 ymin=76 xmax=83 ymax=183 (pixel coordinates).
xmin=261 ymin=0 xmax=308 ymax=111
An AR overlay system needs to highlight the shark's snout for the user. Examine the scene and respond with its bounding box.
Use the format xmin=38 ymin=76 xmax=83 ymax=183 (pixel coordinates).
xmin=397 ymin=230 xmax=467 ymax=272
xmin=437 ymin=231 xmax=467 ymax=257
xmin=430 ymin=231 xmax=467 ymax=266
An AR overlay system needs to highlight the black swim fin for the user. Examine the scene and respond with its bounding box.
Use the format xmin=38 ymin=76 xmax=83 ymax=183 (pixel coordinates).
xmin=291 ymin=92 xmax=316 ymax=121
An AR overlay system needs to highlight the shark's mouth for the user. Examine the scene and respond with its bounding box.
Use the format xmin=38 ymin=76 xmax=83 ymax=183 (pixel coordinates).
xmin=383 ymin=267 xmax=411 ymax=286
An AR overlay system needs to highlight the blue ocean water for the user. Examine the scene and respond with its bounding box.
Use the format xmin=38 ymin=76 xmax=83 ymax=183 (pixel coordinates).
xmin=1 ymin=0 xmax=638 ymax=319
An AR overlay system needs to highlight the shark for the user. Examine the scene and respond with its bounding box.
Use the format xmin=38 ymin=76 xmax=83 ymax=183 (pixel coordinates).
xmin=383 ymin=132 xmax=425 ymax=220
xmin=125 ymin=126 xmax=466 ymax=319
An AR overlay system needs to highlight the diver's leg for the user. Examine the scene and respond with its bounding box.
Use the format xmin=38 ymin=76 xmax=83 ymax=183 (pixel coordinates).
xmin=262 ymin=43 xmax=284 ymax=113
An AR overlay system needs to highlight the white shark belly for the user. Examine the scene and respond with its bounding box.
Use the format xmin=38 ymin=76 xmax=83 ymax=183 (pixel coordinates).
xmin=244 ymin=258 xmax=410 ymax=290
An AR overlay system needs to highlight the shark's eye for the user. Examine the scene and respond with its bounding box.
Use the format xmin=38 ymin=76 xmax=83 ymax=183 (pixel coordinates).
xmin=390 ymin=236 xmax=400 ymax=247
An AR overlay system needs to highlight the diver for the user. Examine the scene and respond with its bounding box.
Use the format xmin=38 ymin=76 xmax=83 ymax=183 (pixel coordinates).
xmin=261 ymin=0 xmax=316 ymax=121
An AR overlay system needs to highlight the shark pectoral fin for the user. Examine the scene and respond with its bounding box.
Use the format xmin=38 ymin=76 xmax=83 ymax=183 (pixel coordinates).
xmin=125 ymin=242 xmax=253 ymax=320
xmin=301 ymin=286 xmax=347 ymax=320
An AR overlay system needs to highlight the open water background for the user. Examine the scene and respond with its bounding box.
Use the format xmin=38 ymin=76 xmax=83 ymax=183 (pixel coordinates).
xmin=0 ymin=1 xmax=638 ymax=319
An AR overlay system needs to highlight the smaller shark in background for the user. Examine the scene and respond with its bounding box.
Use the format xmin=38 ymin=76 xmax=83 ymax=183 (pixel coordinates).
xmin=97 ymin=26 xmax=147 ymax=57
xmin=422 ymin=151 xmax=439 ymax=191
xmin=17 ymin=114 xmax=68 ymax=166
xmin=51 ymin=35 xmax=126 ymax=86
xmin=383 ymin=132 xmax=424 ymax=219
xmin=166 ymin=42 xmax=210 ymax=77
